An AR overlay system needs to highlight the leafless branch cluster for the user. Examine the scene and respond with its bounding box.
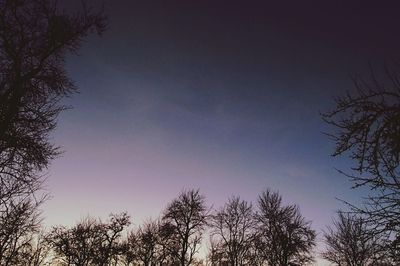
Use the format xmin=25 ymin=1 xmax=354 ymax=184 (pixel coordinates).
xmin=0 ymin=0 xmax=105 ymax=264
xmin=208 ymin=189 xmax=316 ymax=266
xmin=323 ymin=64 xmax=400 ymax=264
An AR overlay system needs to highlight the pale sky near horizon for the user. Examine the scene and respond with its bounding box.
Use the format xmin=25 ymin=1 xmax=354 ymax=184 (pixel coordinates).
xmin=43 ymin=1 xmax=400 ymax=265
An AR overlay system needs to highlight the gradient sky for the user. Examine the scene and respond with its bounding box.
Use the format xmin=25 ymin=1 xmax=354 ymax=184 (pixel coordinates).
xmin=45 ymin=1 xmax=400 ymax=264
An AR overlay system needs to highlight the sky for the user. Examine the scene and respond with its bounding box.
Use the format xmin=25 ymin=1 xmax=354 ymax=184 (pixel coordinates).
xmin=45 ymin=1 xmax=400 ymax=264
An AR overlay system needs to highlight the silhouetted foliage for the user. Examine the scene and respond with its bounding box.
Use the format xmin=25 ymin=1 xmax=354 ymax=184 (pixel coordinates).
xmin=322 ymin=212 xmax=381 ymax=266
xmin=48 ymin=213 xmax=130 ymax=266
xmin=210 ymin=196 xmax=255 ymax=266
xmin=254 ymin=189 xmax=316 ymax=266
xmin=162 ymin=189 xmax=208 ymax=266
xmin=322 ymin=65 xmax=400 ymax=259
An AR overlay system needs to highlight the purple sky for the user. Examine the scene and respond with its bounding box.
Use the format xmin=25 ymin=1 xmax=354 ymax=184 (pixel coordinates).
xmin=44 ymin=1 xmax=400 ymax=264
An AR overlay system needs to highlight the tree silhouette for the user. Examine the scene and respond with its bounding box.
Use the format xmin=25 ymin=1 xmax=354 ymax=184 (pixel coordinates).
xmin=322 ymin=212 xmax=381 ymax=266
xmin=136 ymin=221 xmax=159 ymax=266
xmin=162 ymin=189 xmax=208 ymax=266
xmin=210 ymin=196 xmax=255 ymax=266
xmin=123 ymin=219 xmax=160 ymax=266
xmin=0 ymin=0 xmax=106 ymax=184
xmin=207 ymin=238 xmax=227 ymax=266
xmin=16 ymin=232 xmax=51 ymax=266
xmin=322 ymin=65 xmax=400 ymax=260
xmin=0 ymin=0 xmax=105 ymax=264
xmin=49 ymin=217 xmax=104 ymax=266
xmin=157 ymin=219 xmax=181 ymax=265
xmin=48 ymin=213 xmax=130 ymax=266
xmin=0 ymin=199 xmax=42 ymax=265
xmin=254 ymin=189 xmax=316 ymax=266
xmin=119 ymin=232 xmax=137 ymax=266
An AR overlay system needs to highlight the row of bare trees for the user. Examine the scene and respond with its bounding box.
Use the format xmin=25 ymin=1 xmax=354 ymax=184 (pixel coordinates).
xmin=0 ymin=188 xmax=316 ymax=266
xmin=1 ymin=186 xmax=398 ymax=266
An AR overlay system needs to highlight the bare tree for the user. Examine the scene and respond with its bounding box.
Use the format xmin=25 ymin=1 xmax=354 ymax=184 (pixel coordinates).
xmin=0 ymin=0 xmax=106 ymax=184
xmin=122 ymin=218 xmax=182 ymax=266
xmin=120 ymin=232 xmax=137 ymax=266
xmin=210 ymin=196 xmax=255 ymax=266
xmin=207 ymin=238 xmax=227 ymax=266
xmin=322 ymin=65 xmax=400 ymax=261
xmin=322 ymin=212 xmax=380 ymax=266
xmin=0 ymin=0 xmax=105 ymax=264
xmin=17 ymin=232 xmax=52 ymax=266
xmin=162 ymin=189 xmax=208 ymax=266
xmin=243 ymin=234 xmax=264 ymax=266
xmin=0 ymin=198 xmax=42 ymax=265
xmin=137 ymin=221 xmax=159 ymax=266
xmin=48 ymin=217 xmax=103 ymax=266
xmin=254 ymin=189 xmax=316 ymax=266
xmin=124 ymin=219 xmax=160 ymax=266
xmin=157 ymin=219 xmax=181 ymax=266
xmin=96 ymin=213 xmax=131 ymax=266
xmin=48 ymin=213 xmax=130 ymax=266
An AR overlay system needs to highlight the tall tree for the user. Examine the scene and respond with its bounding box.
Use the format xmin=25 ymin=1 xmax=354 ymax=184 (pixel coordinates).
xmin=162 ymin=189 xmax=208 ymax=266
xmin=322 ymin=66 xmax=400 ymax=261
xmin=322 ymin=212 xmax=380 ymax=266
xmin=0 ymin=0 xmax=106 ymax=183
xmin=0 ymin=0 xmax=105 ymax=264
xmin=210 ymin=196 xmax=255 ymax=266
xmin=254 ymin=189 xmax=316 ymax=266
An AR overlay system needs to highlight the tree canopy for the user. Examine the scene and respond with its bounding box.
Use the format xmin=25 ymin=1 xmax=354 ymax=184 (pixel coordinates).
xmin=323 ymin=65 xmax=400 ymax=263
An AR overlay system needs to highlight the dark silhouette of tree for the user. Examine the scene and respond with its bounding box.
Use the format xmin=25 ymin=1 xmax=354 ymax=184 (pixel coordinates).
xmin=210 ymin=196 xmax=255 ymax=266
xmin=322 ymin=66 xmax=400 ymax=260
xmin=0 ymin=0 xmax=106 ymax=185
xmin=243 ymin=234 xmax=265 ymax=266
xmin=0 ymin=199 xmax=42 ymax=265
xmin=157 ymin=220 xmax=181 ymax=265
xmin=96 ymin=212 xmax=131 ymax=266
xmin=48 ymin=213 xmax=130 ymax=266
xmin=0 ymin=0 xmax=105 ymax=264
xmin=123 ymin=219 xmax=160 ymax=266
xmin=0 ymin=0 xmax=106 ymax=164
xmin=16 ymin=232 xmax=51 ymax=266
xmin=48 ymin=217 xmax=103 ymax=266
xmin=136 ymin=221 xmax=159 ymax=266
xmin=120 ymin=231 xmax=137 ymax=266
xmin=322 ymin=212 xmax=380 ymax=266
xmin=254 ymin=189 xmax=316 ymax=266
xmin=207 ymin=238 xmax=227 ymax=266
xmin=162 ymin=189 xmax=208 ymax=266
